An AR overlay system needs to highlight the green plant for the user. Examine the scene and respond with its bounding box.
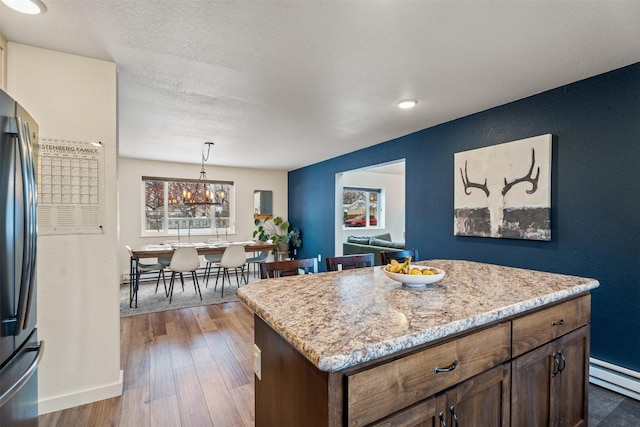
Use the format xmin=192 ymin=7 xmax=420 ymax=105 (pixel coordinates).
xmin=287 ymin=227 xmax=301 ymax=248
xmin=253 ymin=216 xmax=302 ymax=249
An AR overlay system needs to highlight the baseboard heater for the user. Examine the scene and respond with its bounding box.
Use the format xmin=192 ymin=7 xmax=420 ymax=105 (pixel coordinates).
xmin=122 ymin=266 xmax=249 ymax=284
xmin=589 ymin=357 xmax=640 ymax=401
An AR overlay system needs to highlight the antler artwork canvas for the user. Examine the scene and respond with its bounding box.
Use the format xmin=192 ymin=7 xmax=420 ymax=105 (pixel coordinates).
xmin=454 ymin=134 xmax=552 ymax=241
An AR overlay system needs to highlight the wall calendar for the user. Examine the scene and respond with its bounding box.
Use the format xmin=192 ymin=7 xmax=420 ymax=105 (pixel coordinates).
xmin=37 ymin=138 xmax=105 ymax=235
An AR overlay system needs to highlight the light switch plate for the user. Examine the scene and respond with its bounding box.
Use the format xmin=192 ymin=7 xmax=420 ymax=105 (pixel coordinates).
xmin=254 ymin=344 xmax=262 ymax=380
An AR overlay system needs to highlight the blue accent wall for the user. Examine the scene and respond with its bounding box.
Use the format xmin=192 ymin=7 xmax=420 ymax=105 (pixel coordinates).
xmin=288 ymin=62 xmax=640 ymax=372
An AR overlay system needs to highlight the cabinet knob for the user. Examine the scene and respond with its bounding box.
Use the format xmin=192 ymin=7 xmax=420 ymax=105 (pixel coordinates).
xmin=551 ymin=319 xmax=565 ymax=326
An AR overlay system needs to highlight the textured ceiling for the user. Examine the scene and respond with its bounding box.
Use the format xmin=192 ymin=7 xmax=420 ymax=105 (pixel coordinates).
xmin=1 ymin=1 xmax=639 ymax=171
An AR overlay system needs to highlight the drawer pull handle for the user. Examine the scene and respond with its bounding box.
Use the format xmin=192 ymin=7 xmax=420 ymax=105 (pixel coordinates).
xmin=449 ymin=406 xmax=460 ymax=427
xmin=551 ymin=319 xmax=565 ymax=326
xmin=438 ymin=412 xmax=447 ymax=427
xmin=435 ymin=359 xmax=458 ymax=373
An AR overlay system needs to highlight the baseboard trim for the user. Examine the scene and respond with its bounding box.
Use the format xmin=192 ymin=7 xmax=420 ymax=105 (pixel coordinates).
xmin=38 ymin=370 xmax=124 ymax=415
xmin=589 ymin=357 xmax=640 ymax=401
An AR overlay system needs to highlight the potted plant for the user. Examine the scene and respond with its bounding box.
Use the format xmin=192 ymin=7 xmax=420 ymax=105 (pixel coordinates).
xmin=253 ymin=216 xmax=302 ymax=252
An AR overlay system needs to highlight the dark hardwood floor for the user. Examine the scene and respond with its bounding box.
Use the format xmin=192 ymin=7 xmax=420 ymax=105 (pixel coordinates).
xmin=39 ymin=301 xmax=640 ymax=426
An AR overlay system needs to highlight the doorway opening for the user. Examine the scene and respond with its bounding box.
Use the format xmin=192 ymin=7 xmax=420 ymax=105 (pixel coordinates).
xmin=334 ymin=160 xmax=406 ymax=257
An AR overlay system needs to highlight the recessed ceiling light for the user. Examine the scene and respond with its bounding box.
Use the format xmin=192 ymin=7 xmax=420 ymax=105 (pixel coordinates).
xmin=1 ymin=0 xmax=46 ymax=14
xmin=397 ymin=99 xmax=418 ymax=109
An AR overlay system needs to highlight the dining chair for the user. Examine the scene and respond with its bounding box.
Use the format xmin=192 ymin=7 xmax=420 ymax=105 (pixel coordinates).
xmin=167 ymin=246 xmax=202 ymax=303
xmin=260 ymin=258 xmax=317 ymax=279
xmin=380 ymin=249 xmax=419 ymax=265
xmin=203 ymin=240 xmax=223 ymax=288
xmin=125 ymin=245 xmax=167 ymax=301
xmin=246 ymin=250 xmax=270 ymax=278
xmin=214 ymin=244 xmax=248 ymax=297
xmin=203 ymin=238 xmax=224 ymax=286
xmin=159 ymin=239 xmax=179 ymax=268
xmin=326 ymin=253 xmax=374 ymax=272
xmin=203 ymin=252 xmax=223 ymax=287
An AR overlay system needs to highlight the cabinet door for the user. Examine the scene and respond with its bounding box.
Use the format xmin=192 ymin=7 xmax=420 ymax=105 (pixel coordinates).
xmin=554 ymin=326 xmax=589 ymax=427
xmin=512 ymin=326 xmax=589 ymax=427
xmin=444 ymin=364 xmax=511 ymax=427
xmin=512 ymin=340 xmax=556 ymax=426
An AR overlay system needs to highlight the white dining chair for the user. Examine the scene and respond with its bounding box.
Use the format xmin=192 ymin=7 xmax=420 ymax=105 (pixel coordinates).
xmin=167 ymin=246 xmax=202 ymax=303
xmin=215 ymin=244 xmax=248 ymax=297
xmin=159 ymin=239 xmax=179 ymax=269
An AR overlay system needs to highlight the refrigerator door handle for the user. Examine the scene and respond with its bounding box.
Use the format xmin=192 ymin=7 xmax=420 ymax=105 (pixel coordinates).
xmin=0 ymin=117 xmax=18 ymax=331
xmin=11 ymin=117 xmax=37 ymax=335
xmin=0 ymin=340 xmax=44 ymax=408
xmin=22 ymin=118 xmax=37 ymax=331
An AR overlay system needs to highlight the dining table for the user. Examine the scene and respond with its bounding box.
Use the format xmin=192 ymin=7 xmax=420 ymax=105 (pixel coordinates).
xmin=128 ymin=241 xmax=276 ymax=308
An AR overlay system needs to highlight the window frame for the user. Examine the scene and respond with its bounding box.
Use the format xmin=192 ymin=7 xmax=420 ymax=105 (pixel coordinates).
xmin=342 ymin=186 xmax=383 ymax=230
xmin=141 ymin=176 xmax=235 ymax=237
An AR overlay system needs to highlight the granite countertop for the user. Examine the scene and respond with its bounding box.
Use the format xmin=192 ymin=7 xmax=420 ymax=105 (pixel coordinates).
xmin=237 ymin=259 xmax=599 ymax=372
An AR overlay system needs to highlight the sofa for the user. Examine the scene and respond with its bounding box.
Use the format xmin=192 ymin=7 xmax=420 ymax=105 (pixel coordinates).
xmin=342 ymin=233 xmax=405 ymax=266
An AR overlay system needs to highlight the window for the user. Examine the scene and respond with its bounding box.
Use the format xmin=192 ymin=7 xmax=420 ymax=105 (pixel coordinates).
xmin=143 ymin=176 xmax=234 ymax=235
xmin=343 ymin=187 xmax=382 ymax=228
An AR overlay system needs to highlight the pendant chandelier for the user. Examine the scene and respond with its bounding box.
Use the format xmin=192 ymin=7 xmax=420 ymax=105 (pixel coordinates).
xmin=183 ymin=142 xmax=224 ymax=205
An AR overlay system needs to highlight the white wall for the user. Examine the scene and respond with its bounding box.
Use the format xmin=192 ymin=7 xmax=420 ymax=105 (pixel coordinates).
xmin=8 ymin=43 xmax=121 ymax=413
xmin=118 ymin=157 xmax=288 ymax=279
xmin=0 ymin=33 xmax=7 ymax=90
xmin=341 ymin=170 xmax=405 ymax=245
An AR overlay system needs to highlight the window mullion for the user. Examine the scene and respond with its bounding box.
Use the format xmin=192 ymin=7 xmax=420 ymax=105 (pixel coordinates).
xmin=365 ymin=191 xmax=370 ymax=227
xmin=164 ymin=182 xmax=169 ymax=232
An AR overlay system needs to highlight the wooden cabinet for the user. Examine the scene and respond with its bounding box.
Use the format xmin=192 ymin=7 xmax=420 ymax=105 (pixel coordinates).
xmin=512 ymin=295 xmax=591 ymax=357
xmin=441 ymin=364 xmax=511 ymax=427
xmin=255 ymin=316 xmax=337 ymax=427
xmin=369 ymin=364 xmax=510 ymax=427
xmin=369 ymin=396 xmax=438 ymax=427
xmin=346 ymin=323 xmax=511 ymax=426
xmin=511 ymin=295 xmax=591 ymax=427
xmin=512 ymin=326 xmax=589 ymax=427
xmin=253 ymin=293 xmax=591 ymax=427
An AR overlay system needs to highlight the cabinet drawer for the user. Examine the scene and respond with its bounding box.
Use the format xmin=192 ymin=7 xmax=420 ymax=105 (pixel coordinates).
xmin=346 ymin=322 xmax=510 ymax=427
xmin=512 ymin=294 xmax=590 ymax=357
xmin=369 ymin=397 xmax=437 ymax=427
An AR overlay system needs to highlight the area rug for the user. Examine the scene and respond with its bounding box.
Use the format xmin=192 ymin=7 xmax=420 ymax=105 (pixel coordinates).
xmin=120 ymin=277 xmax=244 ymax=317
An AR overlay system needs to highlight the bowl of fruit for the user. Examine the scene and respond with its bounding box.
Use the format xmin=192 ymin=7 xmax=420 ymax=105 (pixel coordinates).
xmin=383 ymin=258 xmax=445 ymax=288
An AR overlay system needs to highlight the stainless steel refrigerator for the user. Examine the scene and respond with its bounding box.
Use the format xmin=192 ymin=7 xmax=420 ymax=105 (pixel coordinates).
xmin=0 ymin=88 xmax=43 ymax=425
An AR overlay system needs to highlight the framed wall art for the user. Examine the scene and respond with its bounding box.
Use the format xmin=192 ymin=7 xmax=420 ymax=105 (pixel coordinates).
xmin=454 ymin=134 xmax=552 ymax=241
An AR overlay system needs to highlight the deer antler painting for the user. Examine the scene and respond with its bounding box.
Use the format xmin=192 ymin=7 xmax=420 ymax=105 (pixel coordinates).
xmin=454 ymin=134 xmax=552 ymax=241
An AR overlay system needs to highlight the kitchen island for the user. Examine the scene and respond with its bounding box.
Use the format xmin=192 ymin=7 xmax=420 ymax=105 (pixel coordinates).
xmin=237 ymin=259 xmax=599 ymax=426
